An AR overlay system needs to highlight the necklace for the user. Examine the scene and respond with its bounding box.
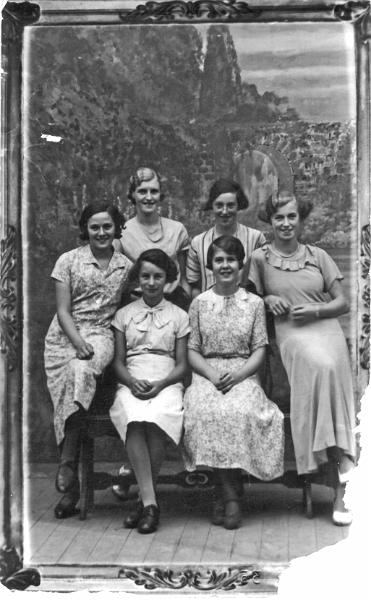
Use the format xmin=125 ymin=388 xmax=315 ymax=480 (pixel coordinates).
xmin=271 ymin=243 xmax=301 ymax=259
xmin=138 ymin=217 xmax=164 ymax=243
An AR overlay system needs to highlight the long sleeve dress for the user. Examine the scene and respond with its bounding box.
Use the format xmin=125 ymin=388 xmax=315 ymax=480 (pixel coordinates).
xmin=109 ymin=298 xmax=190 ymax=445
xmin=248 ymin=244 xmax=356 ymax=475
xmin=182 ymin=287 xmax=284 ymax=481
xmin=44 ymin=244 xmax=132 ymax=445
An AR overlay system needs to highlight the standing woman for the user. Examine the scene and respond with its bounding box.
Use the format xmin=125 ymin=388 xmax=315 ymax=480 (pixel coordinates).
xmin=109 ymin=249 xmax=190 ymax=534
xmin=183 ymin=235 xmax=284 ymax=529
xmin=186 ymin=178 xmax=266 ymax=297
xmin=44 ymin=202 xmax=132 ymax=518
xmin=115 ymin=167 xmax=191 ymax=310
xmin=248 ymin=192 xmax=356 ymax=525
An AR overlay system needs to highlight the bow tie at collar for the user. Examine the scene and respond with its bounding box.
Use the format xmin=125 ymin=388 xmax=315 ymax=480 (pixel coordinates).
xmin=202 ymin=287 xmax=250 ymax=314
xmin=132 ymin=300 xmax=171 ymax=331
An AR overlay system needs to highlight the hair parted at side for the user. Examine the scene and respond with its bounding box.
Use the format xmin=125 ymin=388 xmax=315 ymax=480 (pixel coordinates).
xmin=259 ymin=191 xmax=313 ymax=223
xmin=206 ymin=235 xmax=245 ymax=270
xmin=203 ymin=178 xmax=249 ymax=211
xmin=129 ymin=248 xmax=178 ymax=283
xmin=127 ymin=166 xmax=163 ymax=204
xmin=79 ymin=201 xmax=126 ymax=240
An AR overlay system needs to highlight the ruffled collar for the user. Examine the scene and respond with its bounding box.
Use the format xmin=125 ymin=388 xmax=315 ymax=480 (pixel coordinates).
xmin=263 ymin=244 xmax=318 ymax=272
xmin=199 ymin=287 xmax=252 ymax=314
xmin=131 ymin=297 xmax=171 ymax=331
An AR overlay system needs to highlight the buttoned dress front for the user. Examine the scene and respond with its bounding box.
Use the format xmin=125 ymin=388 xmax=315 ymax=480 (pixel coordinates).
xmin=110 ymin=298 xmax=190 ymax=445
xmin=44 ymin=244 xmax=132 ymax=445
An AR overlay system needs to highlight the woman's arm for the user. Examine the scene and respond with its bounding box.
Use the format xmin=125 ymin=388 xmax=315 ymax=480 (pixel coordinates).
xmin=113 ymin=329 xmax=153 ymax=397
xmin=291 ymin=279 xmax=349 ymax=323
xmin=188 ymin=348 xmax=221 ymax=386
xmin=177 ymin=250 xmax=192 ymax=297
xmin=55 ymin=280 xmax=94 ymax=359
xmin=138 ymin=335 xmax=189 ymax=399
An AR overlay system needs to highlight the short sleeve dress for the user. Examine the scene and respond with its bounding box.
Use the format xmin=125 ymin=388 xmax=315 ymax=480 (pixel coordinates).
xmin=119 ymin=216 xmax=190 ymax=294
xmin=186 ymin=223 xmax=266 ymax=292
xmin=248 ymin=244 xmax=356 ymax=475
xmin=109 ymin=298 xmax=190 ymax=445
xmin=182 ymin=287 xmax=284 ymax=481
xmin=44 ymin=244 xmax=132 ymax=445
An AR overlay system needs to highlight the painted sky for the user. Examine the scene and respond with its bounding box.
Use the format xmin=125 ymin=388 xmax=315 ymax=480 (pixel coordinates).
xmin=201 ymin=23 xmax=356 ymax=123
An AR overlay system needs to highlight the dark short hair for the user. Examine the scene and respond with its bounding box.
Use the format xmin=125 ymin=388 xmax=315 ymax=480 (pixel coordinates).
xmin=129 ymin=249 xmax=178 ymax=284
xmin=261 ymin=192 xmax=313 ymax=223
xmin=203 ymin=178 xmax=249 ymax=211
xmin=206 ymin=235 xmax=245 ymax=270
xmin=79 ymin=202 xmax=125 ymax=240
xmin=127 ymin=167 xmax=164 ymax=204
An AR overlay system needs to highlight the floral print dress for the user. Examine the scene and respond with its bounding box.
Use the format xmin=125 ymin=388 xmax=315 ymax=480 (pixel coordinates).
xmin=44 ymin=244 xmax=132 ymax=445
xmin=182 ymin=287 xmax=284 ymax=480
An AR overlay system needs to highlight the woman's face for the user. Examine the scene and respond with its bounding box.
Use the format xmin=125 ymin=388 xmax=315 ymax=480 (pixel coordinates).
xmin=87 ymin=211 xmax=115 ymax=252
xmin=133 ymin=177 xmax=161 ymax=217
xmin=271 ymin=199 xmax=300 ymax=243
xmin=139 ymin=261 xmax=167 ymax=305
xmin=212 ymin=192 xmax=238 ymax=228
xmin=211 ymin=247 xmax=240 ymax=286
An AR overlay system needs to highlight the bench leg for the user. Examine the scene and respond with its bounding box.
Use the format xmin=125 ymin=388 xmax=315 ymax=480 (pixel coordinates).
xmin=79 ymin=434 xmax=94 ymax=520
xmin=302 ymin=479 xmax=313 ymax=519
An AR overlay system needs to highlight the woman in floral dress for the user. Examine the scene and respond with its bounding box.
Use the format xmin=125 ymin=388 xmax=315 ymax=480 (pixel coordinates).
xmin=44 ymin=202 xmax=132 ymax=518
xmin=182 ymin=235 xmax=284 ymax=529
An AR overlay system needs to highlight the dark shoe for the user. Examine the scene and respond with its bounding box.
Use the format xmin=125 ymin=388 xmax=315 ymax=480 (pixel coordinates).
xmin=137 ymin=504 xmax=160 ymax=534
xmin=54 ymin=487 xmax=80 ymax=519
xmin=124 ymin=501 xmax=143 ymax=528
xmin=224 ymin=499 xmax=242 ymax=530
xmin=211 ymin=499 xmax=225 ymax=526
xmin=55 ymin=460 xmax=78 ymax=494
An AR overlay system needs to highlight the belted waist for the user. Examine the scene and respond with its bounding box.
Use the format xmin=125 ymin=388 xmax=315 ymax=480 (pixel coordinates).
xmin=205 ymin=353 xmax=249 ymax=359
xmin=127 ymin=349 xmax=172 ymax=358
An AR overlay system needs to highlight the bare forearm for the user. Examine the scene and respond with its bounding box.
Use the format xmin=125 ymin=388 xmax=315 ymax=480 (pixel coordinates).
xmin=316 ymin=296 xmax=349 ymax=319
xmin=234 ymin=347 xmax=266 ymax=383
xmin=160 ymin=361 xmax=187 ymax=388
xmin=113 ymin=359 xmax=133 ymax=386
xmin=57 ymin=309 xmax=85 ymax=348
xmin=188 ymin=349 xmax=217 ymax=380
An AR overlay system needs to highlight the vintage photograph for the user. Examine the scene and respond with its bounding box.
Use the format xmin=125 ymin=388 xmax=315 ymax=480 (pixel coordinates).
xmin=1 ymin=0 xmax=369 ymax=595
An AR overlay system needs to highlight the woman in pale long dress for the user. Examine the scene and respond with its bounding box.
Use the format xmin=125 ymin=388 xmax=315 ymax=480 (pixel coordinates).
xmin=186 ymin=178 xmax=266 ymax=297
xmin=182 ymin=235 xmax=284 ymax=530
xmin=44 ymin=202 xmax=132 ymax=518
xmin=110 ymin=249 xmax=190 ymax=534
xmin=248 ymin=192 xmax=356 ymax=526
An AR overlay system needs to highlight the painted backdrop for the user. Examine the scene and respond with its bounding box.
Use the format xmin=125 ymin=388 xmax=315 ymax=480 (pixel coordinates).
xmin=24 ymin=22 xmax=357 ymax=461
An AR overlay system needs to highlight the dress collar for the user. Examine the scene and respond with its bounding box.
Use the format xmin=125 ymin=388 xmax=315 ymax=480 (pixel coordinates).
xmin=80 ymin=244 xmax=129 ymax=270
xmin=131 ymin=297 xmax=171 ymax=331
xmin=200 ymin=286 xmax=251 ymax=314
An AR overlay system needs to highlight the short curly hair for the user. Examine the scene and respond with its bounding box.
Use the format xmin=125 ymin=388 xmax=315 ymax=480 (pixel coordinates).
xmin=206 ymin=235 xmax=245 ymax=270
xmin=261 ymin=192 xmax=313 ymax=223
xmin=203 ymin=178 xmax=249 ymax=211
xmin=129 ymin=249 xmax=178 ymax=284
xmin=127 ymin=167 xmax=164 ymax=204
xmin=79 ymin=202 xmax=125 ymax=240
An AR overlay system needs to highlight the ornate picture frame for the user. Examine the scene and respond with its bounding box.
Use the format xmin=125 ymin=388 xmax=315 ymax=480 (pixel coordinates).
xmin=1 ymin=0 xmax=370 ymax=594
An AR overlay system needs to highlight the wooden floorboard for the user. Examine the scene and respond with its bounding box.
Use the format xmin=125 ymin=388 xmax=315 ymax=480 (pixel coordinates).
xmin=27 ymin=464 xmax=350 ymax=568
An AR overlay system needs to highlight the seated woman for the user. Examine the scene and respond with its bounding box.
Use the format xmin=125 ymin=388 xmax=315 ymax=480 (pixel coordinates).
xmin=186 ymin=178 xmax=266 ymax=298
xmin=114 ymin=166 xmax=191 ymax=310
xmin=109 ymin=249 xmax=190 ymax=534
xmin=248 ymin=192 xmax=356 ymax=526
xmin=44 ymin=202 xmax=132 ymax=518
xmin=182 ymin=235 xmax=284 ymax=530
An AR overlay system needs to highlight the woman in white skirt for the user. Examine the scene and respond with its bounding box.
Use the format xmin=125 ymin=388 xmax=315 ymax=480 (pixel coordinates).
xmin=110 ymin=249 xmax=190 ymax=534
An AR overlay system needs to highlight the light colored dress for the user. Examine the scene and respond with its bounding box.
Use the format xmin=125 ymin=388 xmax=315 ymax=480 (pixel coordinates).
xmin=44 ymin=244 xmax=132 ymax=445
xmin=182 ymin=287 xmax=284 ymax=480
xmin=119 ymin=216 xmax=190 ymax=293
xmin=186 ymin=223 xmax=266 ymax=292
xmin=110 ymin=298 xmax=190 ymax=445
xmin=248 ymin=244 xmax=356 ymax=475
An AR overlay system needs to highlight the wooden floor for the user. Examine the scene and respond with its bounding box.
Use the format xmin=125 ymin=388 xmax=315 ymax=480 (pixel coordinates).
xmin=25 ymin=462 xmax=348 ymax=572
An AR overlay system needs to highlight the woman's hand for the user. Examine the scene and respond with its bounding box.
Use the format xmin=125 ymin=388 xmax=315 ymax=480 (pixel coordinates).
xmin=75 ymin=340 xmax=94 ymax=360
xmin=135 ymin=380 xmax=165 ymax=400
xmin=130 ymin=378 xmax=153 ymax=398
xmin=291 ymin=304 xmax=318 ymax=324
xmin=216 ymin=372 xmax=238 ymax=394
xmin=264 ymin=294 xmax=290 ymax=316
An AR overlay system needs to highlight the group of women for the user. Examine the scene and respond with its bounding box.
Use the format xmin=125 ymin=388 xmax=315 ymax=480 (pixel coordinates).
xmin=44 ymin=166 xmax=356 ymax=534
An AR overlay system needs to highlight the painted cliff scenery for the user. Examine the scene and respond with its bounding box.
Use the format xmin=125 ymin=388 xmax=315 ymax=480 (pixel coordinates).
xmin=24 ymin=22 xmax=357 ymax=460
